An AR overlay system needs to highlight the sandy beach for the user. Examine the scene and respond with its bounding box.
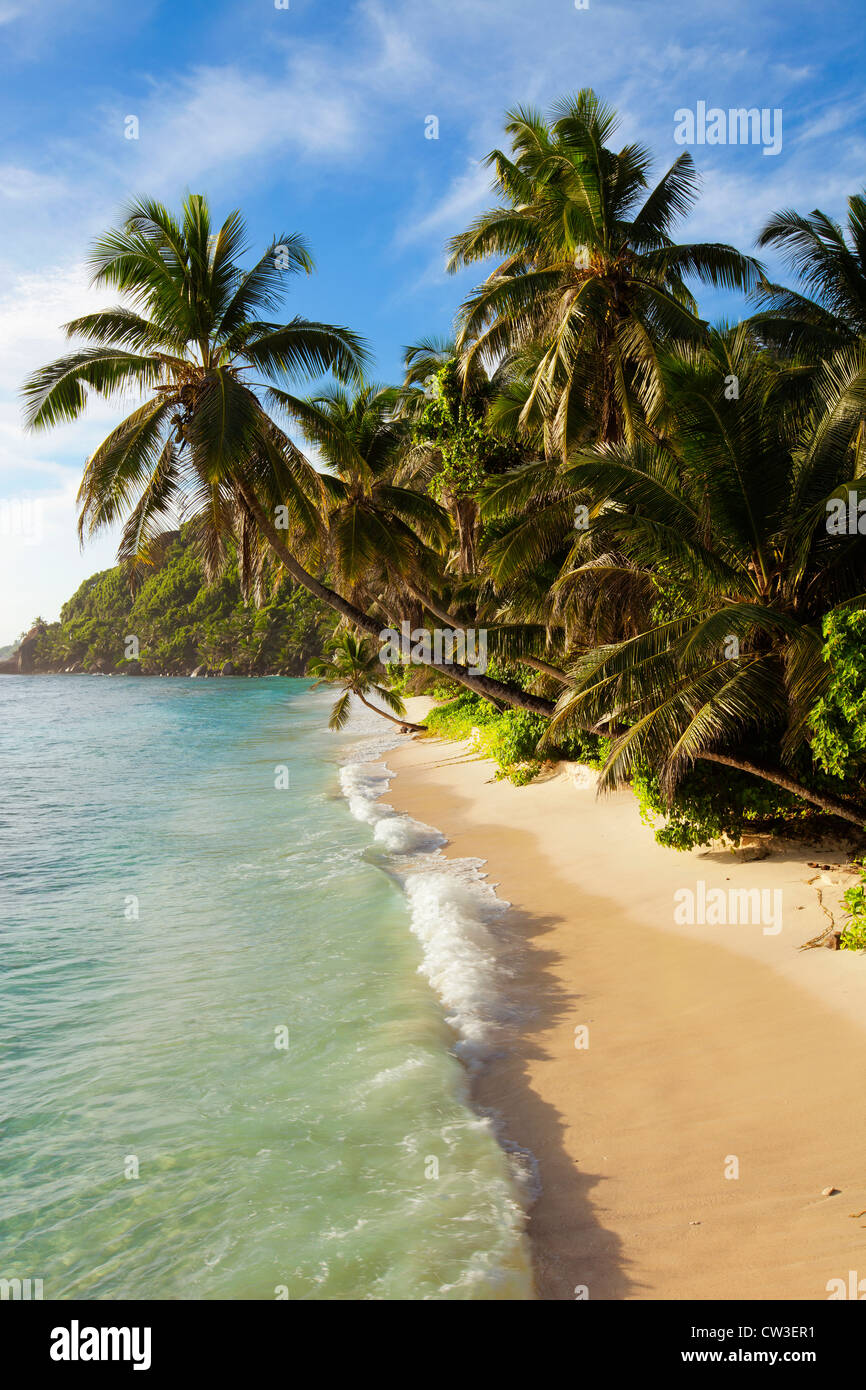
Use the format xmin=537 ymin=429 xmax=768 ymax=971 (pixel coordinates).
xmin=384 ymin=701 xmax=866 ymax=1301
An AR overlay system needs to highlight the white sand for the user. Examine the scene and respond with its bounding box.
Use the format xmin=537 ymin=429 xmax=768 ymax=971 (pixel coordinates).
xmin=383 ymin=706 xmax=866 ymax=1300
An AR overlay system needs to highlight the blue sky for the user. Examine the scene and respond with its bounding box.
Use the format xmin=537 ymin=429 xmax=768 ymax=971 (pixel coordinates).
xmin=1 ymin=0 xmax=864 ymax=642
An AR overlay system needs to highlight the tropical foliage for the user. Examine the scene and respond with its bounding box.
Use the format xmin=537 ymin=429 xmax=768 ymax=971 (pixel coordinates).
xmin=308 ymin=632 xmax=421 ymax=731
xmin=22 ymin=89 xmax=866 ymax=848
xmin=29 ymin=526 xmax=332 ymax=675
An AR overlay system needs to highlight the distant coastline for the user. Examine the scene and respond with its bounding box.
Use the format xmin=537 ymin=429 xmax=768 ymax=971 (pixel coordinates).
xmin=1 ymin=524 xmax=331 ymax=679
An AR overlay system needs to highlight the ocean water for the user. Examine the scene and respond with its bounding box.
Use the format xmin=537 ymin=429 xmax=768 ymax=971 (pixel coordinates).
xmin=0 ymin=676 xmax=534 ymax=1300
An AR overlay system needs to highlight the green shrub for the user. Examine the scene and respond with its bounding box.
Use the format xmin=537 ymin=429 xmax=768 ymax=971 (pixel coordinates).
xmin=630 ymin=759 xmax=812 ymax=852
xmin=809 ymin=609 xmax=866 ymax=783
xmin=840 ymin=870 xmax=866 ymax=950
xmin=549 ymin=728 xmax=610 ymax=769
xmin=424 ymin=692 xmax=608 ymax=785
xmin=424 ymin=693 xmax=542 ymax=782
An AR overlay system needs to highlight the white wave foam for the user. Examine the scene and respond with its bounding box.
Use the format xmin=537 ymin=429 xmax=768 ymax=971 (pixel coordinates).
xmin=339 ymin=761 xmax=444 ymax=852
xmin=339 ymin=761 xmax=389 ymax=824
xmin=403 ymin=871 xmax=509 ymax=1069
xmin=335 ymin=719 xmax=513 ymax=1071
xmin=328 ymin=692 xmax=539 ymax=1218
xmin=366 ymin=1056 xmax=428 ymax=1091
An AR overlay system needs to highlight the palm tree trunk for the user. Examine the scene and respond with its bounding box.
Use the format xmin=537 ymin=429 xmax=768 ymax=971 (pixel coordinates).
xmin=236 ymin=482 xmax=556 ymax=716
xmin=405 ymin=583 xmax=572 ymax=687
xmin=519 ymin=655 xmax=573 ymax=684
xmin=697 ymin=752 xmax=866 ymax=829
xmin=356 ymin=692 xmax=425 ymax=732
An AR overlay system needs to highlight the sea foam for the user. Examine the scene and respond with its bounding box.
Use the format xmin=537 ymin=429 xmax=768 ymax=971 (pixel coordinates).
xmin=337 ymin=710 xmax=514 ymax=1071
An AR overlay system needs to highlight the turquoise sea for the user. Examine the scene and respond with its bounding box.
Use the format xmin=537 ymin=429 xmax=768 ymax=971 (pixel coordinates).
xmin=0 ymin=676 xmax=533 ymax=1300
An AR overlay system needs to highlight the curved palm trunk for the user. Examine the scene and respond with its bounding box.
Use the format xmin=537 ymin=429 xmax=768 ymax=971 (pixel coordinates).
xmin=238 ymin=482 xmax=555 ymax=717
xmin=698 ymin=752 xmax=866 ymax=829
xmin=356 ymin=691 xmax=425 ymax=732
xmin=406 ymin=583 xmax=572 ymax=687
xmin=514 ymin=655 xmax=572 ymax=684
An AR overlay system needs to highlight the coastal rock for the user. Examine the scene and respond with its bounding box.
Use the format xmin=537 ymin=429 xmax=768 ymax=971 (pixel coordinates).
xmin=220 ymin=660 xmax=236 ymax=676
xmin=0 ymin=621 xmax=46 ymax=675
xmin=563 ymin=761 xmax=600 ymax=790
xmin=733 ymin=834 xmax=772 ymax=862
xmin=190 ymin=665 xmax=209 ymax=678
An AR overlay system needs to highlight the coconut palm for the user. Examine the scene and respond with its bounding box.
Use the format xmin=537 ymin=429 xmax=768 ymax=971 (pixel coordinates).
xmin=399 ymin=350 xmax=524 ymax=575
xmin=750 ymin=191 xmax=866 ymax=358
xmin=542 ymin=325 xmax=866 ymax=825
xmin=448 ymin=90 xmax=762 ymax=455
xmin=21 ymin=195 xmax=552 ymax=717
xmin=308 ymin=631 xmax=425 ymax=731
xmin=22 ymin=195 xmax=369 ymax=590
xmin=276 ymin=381 xmax=449 ymax=596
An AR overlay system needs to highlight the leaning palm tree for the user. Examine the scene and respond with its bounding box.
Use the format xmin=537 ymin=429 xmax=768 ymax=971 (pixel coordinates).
xmin=308 ymin=631 xmax=425 ymax=731
xmin=750 ymin=190 xmax=866 ymax=358
xmin=542 ymin=325 xmax=866 ymax=826
xmin=22 ymin=194 xmax=369 ymax=589
xmin=21 ymin=195 xmax=553 ymax=717
xmin=448 ymin=90 xmax=762 ymax=454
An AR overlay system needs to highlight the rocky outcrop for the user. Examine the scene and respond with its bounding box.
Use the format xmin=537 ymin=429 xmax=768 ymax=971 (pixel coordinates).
xmin=0 ymin=622 xmax=46 ymax=674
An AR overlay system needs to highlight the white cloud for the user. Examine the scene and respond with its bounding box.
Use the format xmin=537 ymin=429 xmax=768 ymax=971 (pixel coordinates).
xmin=121 ymin=63 xmax=363 ymax=194
xmin=0 ymin=264 xmax=130 ymax=638
xmin=395 ymin=161 xmax=492 ymax=249
xmin=0 ymin=164 xmax=70 ymax=201
xmin=0 ymin=474 xmax=120 ymax=640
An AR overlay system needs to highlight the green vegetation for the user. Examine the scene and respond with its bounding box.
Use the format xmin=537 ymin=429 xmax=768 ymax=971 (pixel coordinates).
xmin=20 ymin=94 xmax=866 ymax=846
xmin=30 ymin=526 xmax=332 ymax=675
xmin=424 ymin=692 xmax=546 ymax=784
xmin=424 ymin=685 xmax=608 ymax=785
xmin=809 ymin=610 xmax=866 ymax=786
xmin=629 ymin=761 xmax=813 ymax=853
xmin=309 ymin=632 xmax=422 ymax=731
xmin=841 ymin=869 xmax=866 ymax=950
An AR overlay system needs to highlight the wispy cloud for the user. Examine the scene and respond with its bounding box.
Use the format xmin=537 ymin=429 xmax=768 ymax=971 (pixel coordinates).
xmin=395 ymin=161 xmax=491 ymax=249
xmin=1 ymin=0 xmax=863 ymax=635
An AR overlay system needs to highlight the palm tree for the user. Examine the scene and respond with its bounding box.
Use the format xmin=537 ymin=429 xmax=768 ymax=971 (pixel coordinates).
xmin=399 ymin=342 xmax=524 ymax=575
xmin=22 ymin=194 xmax=368 ymax=590
xmin=448 ymin=90 xmax=762 ymax=455
xmin=21 ymin=195 xmax=554 ymax=717
xmin=750 ymin=191 xmax=866 ymax=357
xmin=540 ymin=325 xmax=866 ymax=826
xmin=278 ymin=381 xmax=449 ymax=598
xmin=308 ymin=631 xmax=425 ymax=731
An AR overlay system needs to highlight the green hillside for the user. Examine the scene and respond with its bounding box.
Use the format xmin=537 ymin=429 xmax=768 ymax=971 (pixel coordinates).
xmin=29 ymin=528 xmax=334 ymax=676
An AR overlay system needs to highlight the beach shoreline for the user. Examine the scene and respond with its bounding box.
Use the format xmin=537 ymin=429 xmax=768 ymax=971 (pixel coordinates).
xmin=382 ymin=702 xmax=866 ymax=1301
